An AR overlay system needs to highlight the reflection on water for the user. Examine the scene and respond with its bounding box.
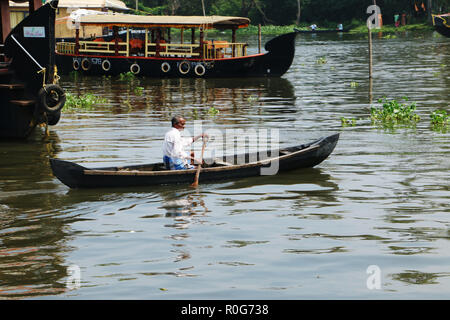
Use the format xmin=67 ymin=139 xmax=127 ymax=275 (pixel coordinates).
xmin=0 ymin=32 xmax=449 ymax=299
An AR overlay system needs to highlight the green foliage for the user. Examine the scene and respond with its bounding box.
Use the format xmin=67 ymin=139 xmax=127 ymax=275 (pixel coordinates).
xmin=119 ymin=72 xmax=136 ymax=81
xmin=64 ymin=93 xmax=108 ymax=113
xmin=370 ymin=97 xmax=420 ymax=127
xmin=208 ymin=106 xmax=220 ymax=116
xmin=341 ymin=117 xmax=357 ymax=127
xmin=133 ymin=86 xmax=144 ymax=96
xmin=316 ymin=57 xmax=327 ymax=65
xmin=122 ymin=0 xmax=444 ymax=28
xmin=430 ymin=109 xmax=448 ymax=133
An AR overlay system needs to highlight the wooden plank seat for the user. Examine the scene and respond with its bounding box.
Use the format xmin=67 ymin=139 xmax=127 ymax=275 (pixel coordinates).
xmin=0 ymin=83 xmax=25 ymax=90
xmin=159 ymin=51 xmax=200 ymax=57
xmin=0 ymin=68 xmax=13 ymax=75
xmin=214 ymin=160 xmax=233 ymax=166
xmin=10 ymin=99 xmax=35 ymax=107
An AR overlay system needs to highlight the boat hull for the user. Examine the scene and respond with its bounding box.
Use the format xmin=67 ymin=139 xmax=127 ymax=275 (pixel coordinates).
xmin=50 ymin=133 xmax=339 ymax=189
xmin=433 ymin=14 xmax=450 ymax=38
xmin=1 ymin=1 xmax=62 ymax=139
xmin=55 ymin=32 xmax=297 ymax=78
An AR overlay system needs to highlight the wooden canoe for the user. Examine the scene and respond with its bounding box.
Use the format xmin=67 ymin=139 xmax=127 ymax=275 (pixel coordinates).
xmin=432 ymin=14 xmax=450 ymax=38
xmin=50 ymin=133 xmax=339 ymax=188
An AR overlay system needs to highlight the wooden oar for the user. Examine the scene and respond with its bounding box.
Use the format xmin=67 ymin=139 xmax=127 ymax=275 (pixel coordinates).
xmin=191 ymin=137 xmax=207 ymax=187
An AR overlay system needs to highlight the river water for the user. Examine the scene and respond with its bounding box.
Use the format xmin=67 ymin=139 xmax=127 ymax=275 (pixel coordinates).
xmin=0 ymin=31 xmax=449 ymax=299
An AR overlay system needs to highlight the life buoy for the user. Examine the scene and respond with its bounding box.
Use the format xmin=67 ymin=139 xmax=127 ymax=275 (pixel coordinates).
xmin=38 ymin=84 xmax=66 ymax=113
xmin=102 ymin=59 xmax=111 ymax=72
xmin=81 ymin=58 xmax=91 ymax=71
xmin=73 ymin=59 xmax=80 ymax=71
xmin=130 ymin=63 xmax=140 ymax=74
xmin=194 ymin=64 xmax=206 ymax=76
xmin=178 ymin=60 xmax=190 ymax=75
xmin=161 ymin=62 xmax=170 ymax=73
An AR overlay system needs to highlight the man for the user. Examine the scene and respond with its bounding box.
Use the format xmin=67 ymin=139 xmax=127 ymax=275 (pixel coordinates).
xmin=163 ymin=116 xmax=207 ymax=170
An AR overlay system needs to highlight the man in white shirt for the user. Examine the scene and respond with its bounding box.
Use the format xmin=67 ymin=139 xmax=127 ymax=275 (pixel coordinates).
xmin=163 ymin=116 xmax=207 ymax=170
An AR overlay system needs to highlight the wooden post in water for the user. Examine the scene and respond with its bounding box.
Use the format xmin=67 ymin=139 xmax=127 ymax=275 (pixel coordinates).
xmin=427 ymin=0 xmax=432 ymax=24
xmin=258 ymin=24 xmax=261 ymax=54
xmin=368 ymin=28 xmax=373 ymax=79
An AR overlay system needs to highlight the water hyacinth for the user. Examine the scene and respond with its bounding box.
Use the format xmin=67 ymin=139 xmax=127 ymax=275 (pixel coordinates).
xmin=430 ymin=109 xmax=448 ymax=133
xmin=370 ymin=97 xmax=420 ymax=126
xmin=64 ymin=92 xmax=108 ymax=112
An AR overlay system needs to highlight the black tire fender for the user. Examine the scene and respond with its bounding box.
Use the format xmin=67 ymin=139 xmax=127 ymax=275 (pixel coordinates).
xmin=38 ymin=84 xmax=66 ymax=113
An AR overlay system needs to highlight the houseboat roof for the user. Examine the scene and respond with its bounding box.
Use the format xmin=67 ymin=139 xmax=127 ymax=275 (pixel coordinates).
xmin=76 ymin=13 xmax=250 ymax=29
xmin=9 ymin=0 xmax=129 ymax=11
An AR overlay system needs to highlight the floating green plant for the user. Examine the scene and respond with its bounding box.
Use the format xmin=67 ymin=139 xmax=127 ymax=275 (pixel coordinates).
xmin=64 ymin=92 xmax=108 ymax=112
xmin=208 ymin=106 xmax=220 ymax=116
xmin=370 ymin=97 xmax=420 ymax=127
xmin=430 ymin=109 xmax=448 ymax=133
xmin=119 ymin=71 xmax=136 ymax=81
xmin=247 ymin=95 xmax=259 ymax=103
xmin=316 ymin=57 xmax=327 ymax=65
xmin=341 ymin=117 xmax=357 ymax=127
xmin=133 ymin=86 xmax=144 ymax=96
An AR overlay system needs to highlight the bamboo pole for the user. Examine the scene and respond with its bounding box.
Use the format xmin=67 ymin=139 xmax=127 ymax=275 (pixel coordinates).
xmin=258 ymin=24 xmax=261 ymax=53
xmin=368 ymin=28 xmax=373 ymax=79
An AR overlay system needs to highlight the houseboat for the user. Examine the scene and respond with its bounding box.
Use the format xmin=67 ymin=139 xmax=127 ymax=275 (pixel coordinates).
xmin=55 ymin=12 xmax=297 ymax=78
xmin=0 ymin=0 xmax=66 ymax=139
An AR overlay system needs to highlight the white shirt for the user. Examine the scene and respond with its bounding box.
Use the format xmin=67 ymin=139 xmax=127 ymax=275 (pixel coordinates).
xmin=162 ymin=127 xmax=193 ymax=163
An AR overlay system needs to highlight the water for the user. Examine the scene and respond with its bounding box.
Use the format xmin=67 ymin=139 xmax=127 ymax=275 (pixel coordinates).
xmin=0 ymin=31 xmax=449 ymax=299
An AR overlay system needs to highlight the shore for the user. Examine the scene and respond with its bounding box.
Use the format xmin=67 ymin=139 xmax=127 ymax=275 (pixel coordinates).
xmin=232 ymin=23 xmax=434 ymax=35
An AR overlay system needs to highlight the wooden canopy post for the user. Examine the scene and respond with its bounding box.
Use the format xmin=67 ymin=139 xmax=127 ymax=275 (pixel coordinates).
xmin=155 ymin=28 xmax=160 ymax=57
xmin=191 ymin=27 xmax=195 ymax=44
xmin=28 ymin=0 xmax=42 ymax=13
xmin=75 ymin=28 xmax=80 ymax=54
xmin=113 ymin=26 xmax=119 ymax=55
xmin=258 ymin=24 xmax=261 ymax=53
xmin=144 ymin=28 xmax=148 ymax=56
xmin=180 ymin=27 xmax=184 ymax=43
xmin=232 ymin=28 xmax=236 ymax=57
xmin=199 ymin=27 xmax=204 ymax=58
xmin=0 ymin=0 xmax=11 ymax=43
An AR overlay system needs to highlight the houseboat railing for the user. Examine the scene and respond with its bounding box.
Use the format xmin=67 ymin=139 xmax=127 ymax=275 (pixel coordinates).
xmin=79 ymin=40 xmax=129 ymax=55
xmin=203 ymin=42 xmax=247 ymax=59
xmin=56 ymin=40 xmax=248 ymax=60
xmin=152 ymin=43 xmax=200 ymax=57
xmin=56 ymin=42 xmax=75 ymax=54
xmin=56 ymin=41 xmax=129 ymax=56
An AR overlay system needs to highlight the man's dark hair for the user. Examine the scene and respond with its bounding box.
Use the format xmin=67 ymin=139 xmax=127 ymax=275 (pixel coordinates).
xmin=171 ymin=116 xmax=183 ymax=127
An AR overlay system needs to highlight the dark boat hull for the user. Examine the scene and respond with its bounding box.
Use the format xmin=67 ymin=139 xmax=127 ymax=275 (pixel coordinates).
xmin=432 ymin=14 xmax=450 ymax=38
xmin=0 ymin=1 xmax=62 ymax=139
xmin=55 ymin=32 xmax=297 ymax=78
xmin=50 ymin=133 xmax=339 ymax=189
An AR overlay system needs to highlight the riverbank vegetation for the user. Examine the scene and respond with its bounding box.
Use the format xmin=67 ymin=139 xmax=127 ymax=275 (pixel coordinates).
xmin=123 ymin=0 xmax=448 ymax=31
